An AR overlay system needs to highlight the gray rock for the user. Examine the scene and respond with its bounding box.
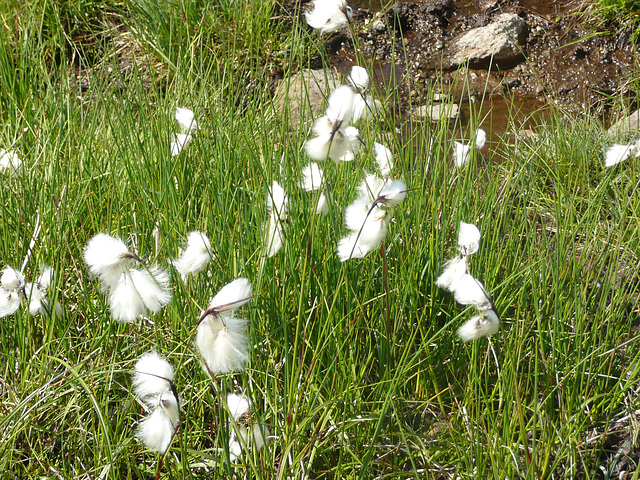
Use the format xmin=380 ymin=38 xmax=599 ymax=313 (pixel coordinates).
xmin=274 ymin=68 xmax=340 ymax=127
xmin=608 ymin=109 xmax=640 ymax=138
xmin=450 ymin=13 xmax=528 ymax=69
xmin=414 ymin=103 xmax=460 ymax=122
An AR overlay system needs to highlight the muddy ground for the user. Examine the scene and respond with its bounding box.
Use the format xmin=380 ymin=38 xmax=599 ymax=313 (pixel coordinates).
xmin=321 ymin=0 xmax=638 ymax=133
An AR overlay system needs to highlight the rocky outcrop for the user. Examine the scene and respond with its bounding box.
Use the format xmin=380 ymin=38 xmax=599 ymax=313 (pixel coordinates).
xmin=275 ymin=69 xmax=340 ymax=127
xmin=608 ymin=110 xmax=640 ymax=138
xmin=450 ymin=13 xmax=528 ymax=69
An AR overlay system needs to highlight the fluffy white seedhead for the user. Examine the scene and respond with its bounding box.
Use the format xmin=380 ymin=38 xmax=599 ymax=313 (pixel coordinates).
xmin=475 ymin=128 xmax=487 ymax=150
xmin=226 ymin=393 xmax=252 ymax=421
xmin=315 ymin=192 xmax=329 ymax=215
xmin=84 ymin=233 xmax=131 ymax=288
xmin=357 ymin=174 xmax=385 ymax=202
xmin=435 ymin=255 xmax=468 ymax=292
xmin=136 ymin=391 xmax=180 ymax=454
xmin=604 ymin=144 xmax=635 ymax=167
xmin=326 ymin=85 xmax=356 ymax=126
xmin=305 ymin=0 xmax=352 ymax=33
xmin=266 ymin=212 xmax=286 ymax=257
xmin=344 ymin=197 xmax=371 ymax=231
xmin=299 ymin=163 xmax=324 ymax=192
xmin=171 ymin=231 xmax=213 ymax=279
xmin=171 ymin=133 xmax=192 ymax=156
xmin=267 ymin=181 xmax=289 ymax=218
xmin=337 ymin=207 xmax=388 ymax=261
xmin=0 ymin=149 xmax=22 ymax=177
xmin=24 ymin=281 xmax=62 ymax=317
xmin=37 ymin=266 xmax=54 ymax=290
xmin=351 ymin=94 xmax=380 ymax=123
xmin=1 ymin=266 xmax=24 ymax=291
xmin=452 ymin=141 xmax=471 ymax=167
xmin=132 ymin=350 xmax=175 ymax=403
xmin=305 ymin=119 xmax=360 ymax=162
xmin=378 ymin=179 xmax=407 ymax=206
xmin=109 ymin=271 xmax=147 ymax=322
xmin=348 ymin=66 xmax=369 ymax=91
xmin=265 ymin=182 xmax=288 ymax=257
xmin=175 ymin=107 xmax=198 ymax=134
xmin=374 ymin=142 xmax=393 ymax=177
xmin=229 ymin=424 xmax=271 ymax=462
xmin=452 ymin=274 xmax=492 ymax=310
xmin=457 ymin=309 xmax=500 ymax=342
xmin=196 ymin=315 xmax=250 ymax=374
xmin=208 ymin=278 xmax=253 ymax=314
xmin=130 ymin=267 xmax=172 ymax=313
xmin=0 ymin=290 xmax=22 ymax=318
xmin=458 ymin=222 xmax=481 ymax=256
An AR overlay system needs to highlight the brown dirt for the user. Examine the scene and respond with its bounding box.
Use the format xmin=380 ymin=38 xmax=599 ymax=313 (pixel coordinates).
xmin=322 ymin=0 xmax=639 ymax=135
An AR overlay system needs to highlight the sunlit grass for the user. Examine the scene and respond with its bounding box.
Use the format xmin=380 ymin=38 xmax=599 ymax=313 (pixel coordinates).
xmin=1 ymin=1 xmax=639 ymax=479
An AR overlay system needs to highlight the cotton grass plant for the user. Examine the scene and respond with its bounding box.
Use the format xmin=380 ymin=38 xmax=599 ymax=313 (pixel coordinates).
xmin=1 ymin=1 xmax=640 ymax=478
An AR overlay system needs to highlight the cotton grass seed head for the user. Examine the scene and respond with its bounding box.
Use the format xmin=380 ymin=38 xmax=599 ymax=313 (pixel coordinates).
xmin=457 ymin=309 xmax=500 ymax=342
xmin=458 ymin=221 xmax=481 ymax=256
xmin=136 ymin=390 xmax=180 ymax=454
xmin=452 ymin=273 xmax=492 ymax=311
xmin=0 ymin=149 xmax=22 ymax=177
xmin=196 ymin=278 xmax=253 ymax=375
xmin=305 ymin=0 xmax=352 ymax=33
xmin=373 ymin=142 xmax=393 ymax=177
xmin=347 ymin=66 xmax=369 ymax=91
xmin=435 ymin=255 xmax=468 ymax=292
xmin=84 ymin=233 xmax=138 ymax=289
xmin=171 ymin=231 xmax=213 ymax=280
xmin=1 ymin=266 xmax=24 ymax=291
xmin=132 ymin=350 xmax=175 ymax=404
xmin=175 ymin=107 xmax=198 ymax=134
xmin=170 ymin=133 xmax=192 ymax=157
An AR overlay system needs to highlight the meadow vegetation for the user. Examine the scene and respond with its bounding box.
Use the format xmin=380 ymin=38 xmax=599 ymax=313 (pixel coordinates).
xmin=1 ymin=0 xmax=640 ymax=478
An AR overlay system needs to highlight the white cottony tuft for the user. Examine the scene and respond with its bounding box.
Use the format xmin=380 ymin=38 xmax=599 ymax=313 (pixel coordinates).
xmin=347 ymin=66 xmax=369 ymax=91
xmin=305 ymin=117 xmax=360 ymax=162
xmin=110 ymin=271 xmax=147 ymax=322
xmin=196 ymin=278 xmax=253 ymax=374
xmin=300 ymin=163 xmax=330 ymax=215
xmin=0 ymin=149 xmax=22 ymax=177
xmin=136 ymin=391 xmax=180 ymax=454
xmin=207 ymin=278 xmax=253 ymax=313
xmin=305 ymin=0 xmax=352 ymax=33
xmin=171 ymin=231 xmax=213 ymax=280
xmin=24 ymin=266 xmax=62 ymax=317
xmin=171 ymin=133 xmax=192 ymax=157
xmin=475 ymin=128 xmax=487 ymax=150
xmin=452 ymin=274 xmax=492 ymax=310
xmin=378 ymin=179 xmax=407 ymax=206
xmin=130 ymin=267 xmax=172 ymax=313
xmin=0 ymin=266 xmax=25 ymax=318
xmin=326 ymin=85 xmax=356 ymax=126
xmin=229 ymin=424 xmax=271 ymax=462
xmin=132 ymin=350 xmax=175 ymax=403
xmin=457 ymin=309 xmax=500 ymax=342
xmin=373 ymin=142 xmax=393 ymax=177
xmin=357 ymin=174 xmax=385 ymax=203
xmin=265 ymin=181 xmax=289 ymax=257
xmin=604 ymin=143 xmax=636 ymax=167
xmin=351 ymin=94 xmax=380 ymax=123
xmin=458 ymin=221 xmax=481 ymax=256
xmin=226 ymin=393 xmax=252 ymax=421
xmin=299 ymin=163 xmax=324 ymax=192
xmin=1 ymin=266 xmax=24 ymax=291
xmin=84 ymin=233 xmax=132 ymax=289
xmin=196 ymin=315 xmax=250 ymax=374
xmin=337 ymin=206 xmax=388 ymax=261
xmin=175 ymin=107 xmax=198 ymax=134
xmin=452 ymin=141 xmax=471 ymax=167
xmin=435 ymin=255 xmax=468 ymax=292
